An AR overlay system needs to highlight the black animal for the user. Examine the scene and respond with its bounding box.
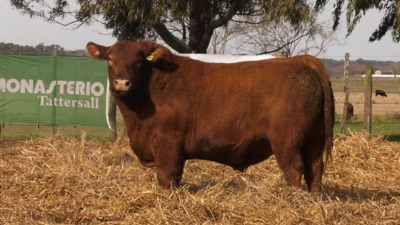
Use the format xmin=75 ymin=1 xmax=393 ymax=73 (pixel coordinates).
xmin=375 ymin=90 xmax=387 ymax=97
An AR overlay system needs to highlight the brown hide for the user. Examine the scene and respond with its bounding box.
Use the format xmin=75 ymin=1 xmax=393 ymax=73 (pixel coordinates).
xmin=87 ymin=40 xmax=335 ymax=193
xmin=347 ymin=103 xmax=354 ymax=121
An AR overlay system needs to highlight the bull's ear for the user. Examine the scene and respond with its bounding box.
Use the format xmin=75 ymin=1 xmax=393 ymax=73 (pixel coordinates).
xmin=86 ymin=42 xmax=109 ymax=60
xmin=141 ymin=41 xmax=172 ymax=63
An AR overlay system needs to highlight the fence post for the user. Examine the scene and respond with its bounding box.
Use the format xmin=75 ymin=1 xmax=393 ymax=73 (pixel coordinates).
xmin=341 ymin=53 xmax=350 ymax=134
xmin=52 ymin=49 xmax=57 ymax=135
xmin=364 ymin=67 xmax=373 ymax=133
xmin=0 ymin=122 xmax=2 ymax=137
xmin=108 ymin=92 xmax=117 ymax=142
xmin=120 ymin=119 xmax=127 ymax=137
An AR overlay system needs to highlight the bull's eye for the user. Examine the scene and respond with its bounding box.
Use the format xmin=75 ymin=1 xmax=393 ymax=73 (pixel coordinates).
xmin=108 ymin=57 xmax=113 ymax=67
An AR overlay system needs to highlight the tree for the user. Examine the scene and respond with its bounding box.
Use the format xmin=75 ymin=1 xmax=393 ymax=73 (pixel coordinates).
xmin=315 ymin=0 xmax=400 ymax=42
xmin=0 ymin=42 xmax=66 ymax=55
xmin=10 ymin=0 xmax=315 ymax=53
xmin=208 ymin=12 xmax=345 ymax=57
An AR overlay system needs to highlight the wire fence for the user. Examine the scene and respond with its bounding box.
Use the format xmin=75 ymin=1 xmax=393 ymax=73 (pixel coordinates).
xmin=0 ymin=116 xmax=125 ymax=140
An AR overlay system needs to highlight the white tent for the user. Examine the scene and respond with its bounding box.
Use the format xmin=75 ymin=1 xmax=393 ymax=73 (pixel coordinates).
xmin=178 ymin=54 xmax=275 ymax=63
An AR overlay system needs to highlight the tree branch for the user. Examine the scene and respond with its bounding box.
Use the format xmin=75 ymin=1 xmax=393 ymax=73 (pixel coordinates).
xmin=256 ymin=30 xmax=313 ymax=55
xmin=198 ymin=5 xmax=237 ymax=53
xmin=152 ymin=22 xmax=191 ymax=53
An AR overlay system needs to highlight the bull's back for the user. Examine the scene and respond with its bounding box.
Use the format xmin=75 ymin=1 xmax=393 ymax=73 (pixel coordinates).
xmin=193 ymin=55 xmax=325 ymax=119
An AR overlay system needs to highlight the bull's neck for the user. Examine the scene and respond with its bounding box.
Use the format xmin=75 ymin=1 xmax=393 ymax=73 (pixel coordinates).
xmin=114 ymin=97 xmax=147 ymax=135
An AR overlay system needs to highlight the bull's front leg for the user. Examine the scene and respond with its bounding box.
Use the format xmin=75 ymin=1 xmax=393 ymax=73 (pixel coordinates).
xmin=153 ymin=136 xmax=185 ymax=189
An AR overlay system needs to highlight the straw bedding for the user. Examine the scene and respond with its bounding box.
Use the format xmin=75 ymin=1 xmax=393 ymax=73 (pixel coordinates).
xmin=0 ymin=132 xmax=399 ymax=224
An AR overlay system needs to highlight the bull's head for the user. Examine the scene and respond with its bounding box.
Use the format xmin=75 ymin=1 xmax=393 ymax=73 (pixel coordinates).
xmin=86 ymin=40 xmax=173 ymax=98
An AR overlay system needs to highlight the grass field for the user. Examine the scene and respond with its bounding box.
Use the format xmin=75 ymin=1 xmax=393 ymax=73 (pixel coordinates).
xmin=329 ymin=76 xmax=400 ymax=93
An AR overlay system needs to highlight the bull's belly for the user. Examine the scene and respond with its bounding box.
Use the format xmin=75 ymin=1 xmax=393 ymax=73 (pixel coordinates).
xmin=187 ymin=138 xmax=273 ymax=169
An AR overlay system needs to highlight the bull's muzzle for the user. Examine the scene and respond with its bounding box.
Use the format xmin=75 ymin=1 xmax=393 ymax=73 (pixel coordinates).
xmin=114 ymin=79 xmax=131 ymax=92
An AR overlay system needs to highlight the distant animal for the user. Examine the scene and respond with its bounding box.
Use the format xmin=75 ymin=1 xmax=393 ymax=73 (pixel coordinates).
xmin=375 ymin=90 xmax=387 ymax=97
xmin=347 ymin=103 xmax=354 ymax=121
xmin=86 ymin=40 xmax=335 ymax=193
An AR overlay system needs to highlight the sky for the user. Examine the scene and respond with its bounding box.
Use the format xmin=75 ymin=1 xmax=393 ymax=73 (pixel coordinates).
xmin=1 ymin=1 xmax=399 ymax=61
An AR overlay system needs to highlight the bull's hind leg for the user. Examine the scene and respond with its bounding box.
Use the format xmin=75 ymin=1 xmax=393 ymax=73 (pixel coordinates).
xmin=271 ymin=138 xmax=304 ymax=189
xmin=301 ymin=137 xmax=325 ymax=193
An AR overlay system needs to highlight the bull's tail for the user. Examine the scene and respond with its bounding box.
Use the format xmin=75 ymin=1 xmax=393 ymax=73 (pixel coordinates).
xmin=309 ymin=56 xmax=335 ymax=167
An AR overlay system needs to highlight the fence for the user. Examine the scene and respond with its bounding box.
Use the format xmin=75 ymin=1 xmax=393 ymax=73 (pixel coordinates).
xmin=336 ymin=53 xmax=400 ymax=136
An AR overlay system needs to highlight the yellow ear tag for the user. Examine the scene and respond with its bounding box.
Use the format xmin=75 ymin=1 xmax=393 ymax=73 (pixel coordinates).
xmin=95 ymin=50 xmax=100 ymax=55
xmin=146 ymin=52 xmax=154 ymax=61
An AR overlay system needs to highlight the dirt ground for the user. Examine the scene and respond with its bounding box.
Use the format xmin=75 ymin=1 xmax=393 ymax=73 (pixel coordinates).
xmin=334 ymin=92 xmax=400 ymax=116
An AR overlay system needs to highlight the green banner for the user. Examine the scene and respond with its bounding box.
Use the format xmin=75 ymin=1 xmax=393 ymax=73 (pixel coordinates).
xmin=0 ymin=54 xmax=109 ymax=128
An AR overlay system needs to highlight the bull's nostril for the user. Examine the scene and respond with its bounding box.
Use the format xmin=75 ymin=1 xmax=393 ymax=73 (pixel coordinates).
xmin=125 ymin=81 xmax=131 ymax=87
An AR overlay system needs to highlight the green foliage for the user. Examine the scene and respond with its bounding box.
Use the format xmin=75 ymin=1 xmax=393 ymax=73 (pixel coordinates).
xmin=0 ymin=42 xmax=65 ymax=55
xmin=0 ymin=42 xmax=92 ymax=56
xmin=9 ymin=0 xmax=315 ymax=53
xmin=319 ymin=58 xmax=344 ymax=67
xmin=315 ymin=0 xmax=400 ymax=42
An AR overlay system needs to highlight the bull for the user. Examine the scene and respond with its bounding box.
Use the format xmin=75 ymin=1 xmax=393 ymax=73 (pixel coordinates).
xmin=86 ymin=40 xmax=335 ymax=193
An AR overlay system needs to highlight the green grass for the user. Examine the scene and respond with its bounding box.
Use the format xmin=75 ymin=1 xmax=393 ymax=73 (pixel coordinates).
xmin=330 ymin=76 xmax=400 ymax=93
xmin=334 ymin=121 xmax=400 ymax=141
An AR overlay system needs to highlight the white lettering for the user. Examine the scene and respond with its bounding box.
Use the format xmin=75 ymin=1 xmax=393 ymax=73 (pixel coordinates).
xmin=36 ymin=96 xmax=100 ymax=109
xmin=0 ymin=79 xmax=104 ymax=96
xmin=67 ymin=81 xmax=74 ymax=95
xmin=46 ymin=98 xmax=52 ymax=106
xmin=91 ymin=82 xmax=104 ymax=97
xmin=46 ymin=81 xmax=57 ymax=94
xmin=57 ymin=81 xmax=67 ymax=94
xmin=21 ymin=79 xmax=34 ymax=93
xmin=6 ymin=79 xmax=20 ymax=93
xmin=37 ymin=95 xmax=47 ymax=105
xmin=34 ymin=80 xmax=46 ymax=94
xmin=91 ymin=97 xmax=94 ymax=108
xmin=86 ymin=82 xmax=91 ymax=95
xmin=59 ymin=97 xmax=64 ymax=107
xmin=75 ymin=81 xmax=85 ymax=95
xmin=0 ymin=78 xmax=5 ymax=92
